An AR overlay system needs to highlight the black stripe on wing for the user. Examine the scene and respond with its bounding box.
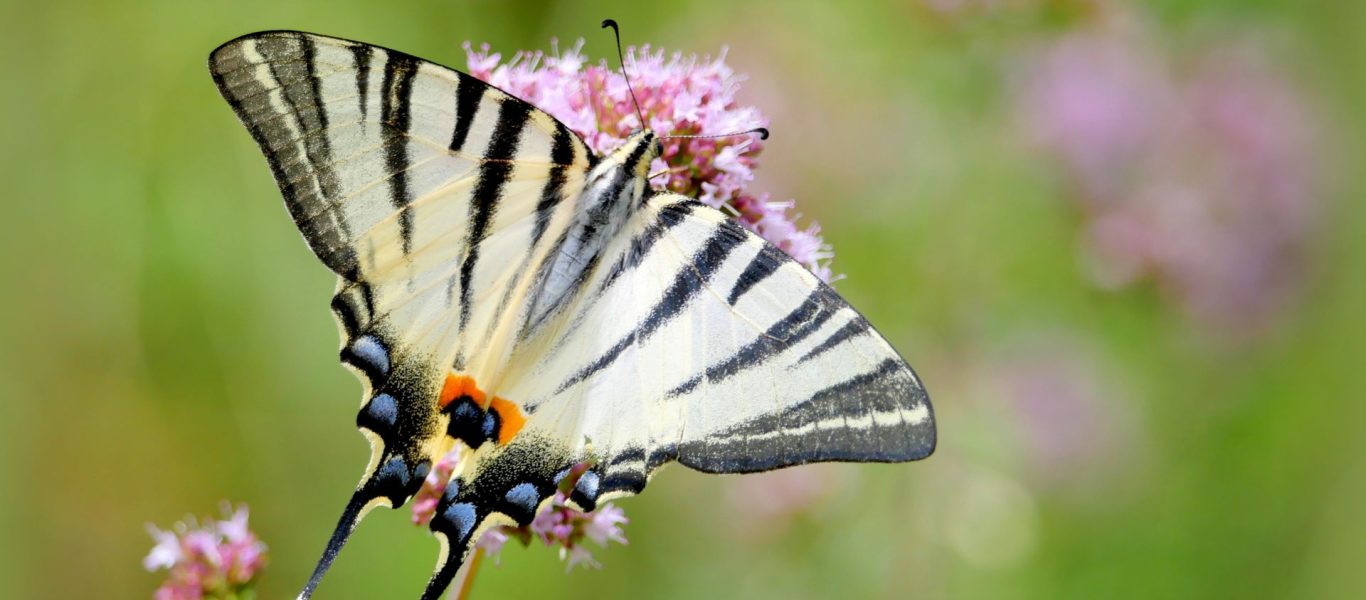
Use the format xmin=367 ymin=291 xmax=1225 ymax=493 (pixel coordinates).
xmin=379 ymin=52 xmax=419 ymax=254
xmin=348 ymin=44 xmax=372 ymax=120
xmin=457 ymin=98 xmax=533 ymax=330
xmin=678 ymin=358 xmax=934 ymax=473
xmin=795 ymin=317 xmax=872 ymax=365
xmin=531 ymin=123 xmax=579 ymax=246
xmin=556 ymin=219 xmax=748 ymax=393
xmin=666 ymin=287 xmax=839 ymax=397
xmin=210 ymin=33 xmax=360 ymax=276
xmin=448 ymin=75 xmax=484 ymax=153
xmin=598 ymin=199 xmax=697 ymax=293
xmin=726 ymin=243 xmax=785 ymax=305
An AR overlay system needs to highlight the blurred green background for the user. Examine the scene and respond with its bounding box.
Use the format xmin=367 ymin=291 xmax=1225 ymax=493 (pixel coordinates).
xmin=3 ymin=0 xmax=1364 ymax=598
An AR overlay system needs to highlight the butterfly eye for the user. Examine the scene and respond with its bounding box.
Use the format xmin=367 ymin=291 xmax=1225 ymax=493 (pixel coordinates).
xmin=653 ymin=138 xmax=664 ymax=156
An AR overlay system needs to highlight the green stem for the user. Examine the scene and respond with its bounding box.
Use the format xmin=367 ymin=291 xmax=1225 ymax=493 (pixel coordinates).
xmin=451 ymin=547 xmax=485 ymax=600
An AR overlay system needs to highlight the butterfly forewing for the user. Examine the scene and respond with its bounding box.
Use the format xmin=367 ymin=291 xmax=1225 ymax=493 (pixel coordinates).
xmin=211 ymin=30 xmax=597 ymax=419
xmin=210 ymin=31 xmax=592 ymax=282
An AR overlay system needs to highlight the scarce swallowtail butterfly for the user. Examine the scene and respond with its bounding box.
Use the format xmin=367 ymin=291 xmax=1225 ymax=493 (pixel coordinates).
xmin=209 ymin=26 xmax=935 ymax=600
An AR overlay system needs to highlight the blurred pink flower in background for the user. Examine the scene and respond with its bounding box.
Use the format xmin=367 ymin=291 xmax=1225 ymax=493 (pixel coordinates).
xmin=465 ymin=40 xmax=834 ymax=281
xmin=144 ymin=503 xmax=267 ymax=600
xmin=979 ymin=333 xmax=1143 ymax=489
xmin=1013 ymin=19 xmax=1323 ymax=336
xmin=918 ymin=0 xmax=1007 ymax=16
xmin=723 ymin=464 xmax=854 ymax=540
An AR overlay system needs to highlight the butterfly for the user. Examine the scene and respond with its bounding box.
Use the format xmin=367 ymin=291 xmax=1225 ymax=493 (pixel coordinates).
xmin=210 ymin=27 xmax=935 ymax=600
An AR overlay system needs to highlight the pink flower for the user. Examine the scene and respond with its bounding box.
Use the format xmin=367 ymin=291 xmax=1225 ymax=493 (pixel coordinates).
xmin=216 ymin=505 xmax=250 ymax=544
xmin=476 ymin=527 xmax=511 ymax=565
xmin=1012 ymin=19 xmax=1322 ymax=337
xmin=465 ymin=39 xmax=835 ymax=280
xmin=143 ymin=525 xmax=183 ymax=571
xmin=413 ymin=458 xmax=629 ymax=570
xmin=582 ymin=504 xmax=629 ymax=547
xmin=144 ymin=503 xmax=267 ymax=599
xmin=410 ymin=446 xmax=463 ymax=527
xmin=561 ymin=544 xmax=600 ymax=572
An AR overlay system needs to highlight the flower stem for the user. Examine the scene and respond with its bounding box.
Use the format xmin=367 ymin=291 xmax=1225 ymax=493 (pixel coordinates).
xmin=451 ymin=547 xmax=485 ymax=600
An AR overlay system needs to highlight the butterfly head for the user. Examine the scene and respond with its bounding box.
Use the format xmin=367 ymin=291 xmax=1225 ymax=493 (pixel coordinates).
xmin=586 ymin=130 xmax=663 ymax=204
xmin=609 ymin=130 xmax=662 ymax=179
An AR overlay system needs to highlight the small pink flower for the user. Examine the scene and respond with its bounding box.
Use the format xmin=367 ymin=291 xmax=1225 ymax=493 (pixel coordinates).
xmin=216 ymin=504 xmax=250 ymax=544
xmin=414 ymin=459 xmax=629 ymax=570
xmin=181 ymin=530 xmax=223 ymax=567
xmin=144 ymin=503 xmax=267 ymax=599
xmin=582 ymin=503 xmax=629 ymax=547
xmin=410 ymin=446 xmax=463 ymax=526
xmin=476 ymin=527 xmax=511 ymax=565
xmin=561 ymin=544 xmax=600 ymax=572
xmin=143 ymin=525 xmax=183 ymax=571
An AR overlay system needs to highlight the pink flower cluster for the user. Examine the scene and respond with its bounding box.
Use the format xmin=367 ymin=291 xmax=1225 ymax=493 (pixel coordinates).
xmin=144 ymin=503 xmax=267 ymax=600
xmin=465 ymin=39 xmax=834 ymax=281
xmin=412 ymin=450 xmax=629 ymax=569
xmin=1014 ymin=21 xmax=1322 ymax=335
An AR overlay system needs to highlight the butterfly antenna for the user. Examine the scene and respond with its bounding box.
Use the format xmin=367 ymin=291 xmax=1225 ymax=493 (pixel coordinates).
xmin=663 ymin=127 xmax=770 ymax=141
xmin=297 ymin=489 xmax=375 ymax=599
xmin=601 ymin=19 xmax=647 ymax=130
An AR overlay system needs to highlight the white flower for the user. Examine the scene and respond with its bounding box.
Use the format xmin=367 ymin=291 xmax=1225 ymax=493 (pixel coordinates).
xmin=143 ymin=524 xmax=183 ymax=571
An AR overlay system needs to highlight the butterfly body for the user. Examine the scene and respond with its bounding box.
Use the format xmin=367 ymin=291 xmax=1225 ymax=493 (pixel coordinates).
xmin=210 ymin=30 xmax=934 ymax=600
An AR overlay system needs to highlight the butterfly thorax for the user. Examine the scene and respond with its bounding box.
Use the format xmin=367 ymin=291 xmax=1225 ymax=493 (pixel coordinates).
xmin=518 ymin=131 xmax=662 ymax=337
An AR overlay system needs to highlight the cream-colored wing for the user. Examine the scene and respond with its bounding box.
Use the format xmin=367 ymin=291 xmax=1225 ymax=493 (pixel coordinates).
xmin=516 ymin=193 xmax=935 ymax=487
xmin=418 ymin=193 xmax=935 ymax=596
xmin=211 ymin=31 xmax=596 ymax=600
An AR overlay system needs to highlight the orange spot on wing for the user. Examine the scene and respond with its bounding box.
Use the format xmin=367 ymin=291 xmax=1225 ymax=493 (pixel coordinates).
xmin=439 ymin=374 xmax=485 ymax=409
xmin=438 ymin=372 xmax=525 ymax=445
xmin=489 ymin=396 xmax=526 ymax=445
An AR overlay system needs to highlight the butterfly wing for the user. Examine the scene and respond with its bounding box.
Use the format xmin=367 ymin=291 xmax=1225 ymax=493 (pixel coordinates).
xmin=210 ymin=30 xmax=597 ymax=598
xmin=214 ymin=30 xmax=933 ymax=600
xmin=418 ymin=195 xmax=934 ymax=596
xmin=516 ymin=192 xmax=935 ymax=484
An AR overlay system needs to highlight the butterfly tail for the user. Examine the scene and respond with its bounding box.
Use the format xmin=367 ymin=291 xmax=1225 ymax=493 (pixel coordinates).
xmin=420 ymin=536 xmax=468 ymax=600
xmin=296 ymin=488 xmax=383 ymax=599
xmin=420 ymin=481 xmax=485 ymax=600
